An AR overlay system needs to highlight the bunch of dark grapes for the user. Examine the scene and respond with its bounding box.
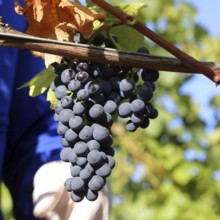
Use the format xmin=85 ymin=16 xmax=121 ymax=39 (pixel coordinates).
xmin=50 ymin=33 xmax=159 ymax=202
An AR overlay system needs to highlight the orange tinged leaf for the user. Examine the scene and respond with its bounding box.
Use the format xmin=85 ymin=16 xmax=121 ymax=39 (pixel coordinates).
xmin=14 ymin=0 xmax=105 ymax=66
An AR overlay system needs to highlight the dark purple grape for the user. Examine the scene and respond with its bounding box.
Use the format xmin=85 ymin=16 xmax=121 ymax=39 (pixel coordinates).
xmin=118 ymin=102 xmax=132 ymax=118
xmin=54 ymin=85 xmax=67 ymax=100
xmin=104 ymin=100 xmax=117 ymax=115
xmin=126 ymin=120 xmax=138 ymax=132
xmin=79 ymin=125 xmax=93 ymax=141
xmin=68 ymin=79 xmax=82 ymax=92
xmin=87 ymin=140 xmax=101 ymax=151
xmin=59 ymin=109 xmax=74 ymax=124
xmin=93 ymin=126 xmax=110 ymax=142
xmin=95 ymin=163 xmax=111 ymax=178
xmin=70 ymin=165 xmax=82 ymax=177
xmin=57 ymin=123 xmax=69 ymax=136
xmin=69 ymin=116 xmax=84 ymax=131
xmin=71 ymin=191 xmax=84 ymax=202
xmin=61 ymin=95 xmax=74 ymax=108
xmin=74 ymin=141 xmax=88 ymax=156
xmin=64 ymin=129 xmax=78 ymax=143
xmin=87 ymin=150 xmax=103 ymax=166
xmin=61 ymin=69 xmax=75 ymax=84
xmin=130 ymin=99 xmax=145 ymax=114
xmin=88 ymin=175 xmax=105 ymax=191
xmin=86 ymin=189 xmax=98 ymax=201
xmin=73 ymin=102 xmax=85 ymax=115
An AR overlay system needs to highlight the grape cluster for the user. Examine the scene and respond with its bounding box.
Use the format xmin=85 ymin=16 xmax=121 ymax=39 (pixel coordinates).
xmin=50 ymin=34 xmax=159 ymax=202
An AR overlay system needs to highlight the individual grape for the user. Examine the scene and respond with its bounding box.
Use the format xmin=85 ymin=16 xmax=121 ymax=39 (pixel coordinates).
xmin=93 ymin=126 xmax=110 ymax=142
xmin=131 ymin=113 xmax=144 ymax=126
xmin=106 ymin=155 xmax=115 ymax=168
xmin=130 ymin=99 xmax=145 ymax=114
xmin=54 ymin=101 xmax=63 ymax=114
xmin=74 ymin=141 xmax=88 ymax=156
xmin=90 ymin=64 xmax=103 ymax=78
xmin=54 ymin=85 xmax=67 ymax=100
xmin=54 ymin=63 xmax=68 ymax=75
xmin=57 ymin=123 xmax=69 ymax=136
xmin=118 ymin=102 xmax=132 ymax=118
xmin=68 ymin=150 xmax=78 ymax=164
xmin=76 ymin=71 xmax=90 ymax=84
xmin=103 ymin=100 xmax=117 ymax=115
xmin=87 ymin=150 xmax=103 ymax=166
xmin=100 ymin=135 xmax=113 ymax=149
xmin=93 ymin=93 xmax=106 ymax=105
xmin=87 ymin=140 xmax=101 ymax=151
xmin=108 ymin=92 xmax=121 ymax=104
xmin=119 ymin=78 xmax=135 ymax=93
xmin=59 ymin=109 xmax=74 ymax=124
xmin=88 ymin=175 xmax=105 ymax=191
xmin=64 ymin=129 xmax=78 ymax=143
xmin=70 ymin=165 xmax=82 ymax=177
xmin=68 ymin=79 xmax=81 ymax=92
xmin=144 ymin=81 xmax=156 ymax=91
xmin=95 ymin=163 xmax=111 ymax=178
xmin=85 ymin=81 xmax=100 ymax=95
xmin=60 ymin=138 xmax=71 ymax=148
xmin=54 ymin=113 xmax=59 ymax=122
xmin=137 ymin=47 xmax=150 ymax=54
xmin=60 ymin=147 xmax=72 ymax=162
xmin=126 ymin=120 xmax=138 ymax=132
xmin=61 ymin=68 xmax=75 ymax=84
xmin=100 ymin=81 xmax=112 ymax=96
xmin=109 ymin=77 xmax=120 ymax=92
xmin=79 ymin=125 xmax=93 ymax=141
xmin=53 ymin=76 xmax=62 ymax=87
xmin=64 ymin=178 xmax=73 ymax=191
xmin=137 ymin=85 xmax=153 ymax=103
xmin=73 ymin=102 xmax=85 ymax=115
xmin=76 ymin=157 xmax=87 ymax=167
xmin=70 ymin=177 xmax=85 ymax=191
xmin=50 ymin=80 xmax=56 ymax=91
xmin=71 ymin=191 xmax=84 ymax=202
xmin=89 ymin=104 xmax=104 ymax=120
xmin=92 ymin=33 xmax=105 ymax=46
xmin=61 ymin=95 xmax=74 ymax=108
xmin=86 ymin=189 xmax=98 ymax=201
xmin=80 ymin=166 xmax=93 ymax=181
xmin=69 ymin=115 xmax=84 ymax=131
xmin=139 ymin=116 xmax=150 ymax=128
xmin=76 ymin=62 xmax=90 ymax=72
xmin=145 ymin=102 xmax=158 ymax=119
xmin=77 ymin=89 xmax=89 ymax=101
xmin=98 ymin=112 xmax=113 ymax=127
xmin=141 ymin=69 xmax=160 ymax=82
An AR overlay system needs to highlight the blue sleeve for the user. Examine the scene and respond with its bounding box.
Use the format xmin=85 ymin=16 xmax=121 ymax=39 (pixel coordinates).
xmin=0 ymin=2 xmax=62 ymax=219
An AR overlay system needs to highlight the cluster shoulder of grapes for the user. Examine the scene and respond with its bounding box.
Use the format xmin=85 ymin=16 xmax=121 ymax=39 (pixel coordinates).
xmin=50 ymin=33 xmax=159 ymax=202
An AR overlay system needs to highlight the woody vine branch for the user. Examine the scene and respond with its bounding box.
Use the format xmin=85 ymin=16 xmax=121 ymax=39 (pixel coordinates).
xmin=0 ymin=17 xmax=220 ymax=84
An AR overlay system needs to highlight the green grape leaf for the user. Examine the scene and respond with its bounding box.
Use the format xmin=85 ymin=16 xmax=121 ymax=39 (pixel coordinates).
xmin=47 ymin=88 xmax=58 ymax=109
xmin=17 ymin=65 xmax=56 ymax=97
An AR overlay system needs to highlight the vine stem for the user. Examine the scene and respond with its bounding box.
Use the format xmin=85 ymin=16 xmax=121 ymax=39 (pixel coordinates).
xmin=89 ymin=0 xmax=220 ymax=84
xmin=0 ymin=18 xmax=220 ymax=81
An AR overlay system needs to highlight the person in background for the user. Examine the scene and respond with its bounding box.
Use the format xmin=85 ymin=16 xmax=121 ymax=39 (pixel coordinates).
xmin=0 ymin=1 xmax=110 ymax=220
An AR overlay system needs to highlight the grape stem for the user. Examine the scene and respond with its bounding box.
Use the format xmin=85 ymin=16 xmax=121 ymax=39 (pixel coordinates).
xmin=0 ymin=17 xmax=220 ymax=84
xmin=89 ymin=0 xmax=220 ymax=85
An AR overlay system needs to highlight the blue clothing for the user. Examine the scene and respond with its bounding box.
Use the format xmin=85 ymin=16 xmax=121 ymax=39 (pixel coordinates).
xmin=0 ymin=1 xmax=62 ymax=219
